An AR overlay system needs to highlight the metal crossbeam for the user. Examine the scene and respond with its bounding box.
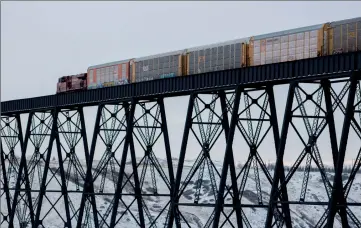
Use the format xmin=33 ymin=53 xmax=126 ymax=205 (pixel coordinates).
xmin=1 ymin=70 xmax=361 ymax=228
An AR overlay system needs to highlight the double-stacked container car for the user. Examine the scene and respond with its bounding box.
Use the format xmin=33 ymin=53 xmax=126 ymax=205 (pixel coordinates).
xmin=56 ymin=16 xmax=361 ymax=94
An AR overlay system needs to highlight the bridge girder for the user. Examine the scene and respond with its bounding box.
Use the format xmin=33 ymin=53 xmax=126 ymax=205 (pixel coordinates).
xmin=1 ymin=71 xmax=361 ymax=228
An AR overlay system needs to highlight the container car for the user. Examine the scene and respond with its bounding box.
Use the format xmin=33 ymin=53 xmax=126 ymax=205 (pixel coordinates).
xmin=185 ymin=38 xmax=249 ymax=75
xmin=87 ymin=59 xmax=132 ymax=90
xmin=56 ymin=73 xmax=87 ymax=94
xmin=131 ymin=50 xmax=185 ymax=83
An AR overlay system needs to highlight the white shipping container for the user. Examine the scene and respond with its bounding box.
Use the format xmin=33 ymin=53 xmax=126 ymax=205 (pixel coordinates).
xmin=296 ymin=53 xmax=303 ymax=60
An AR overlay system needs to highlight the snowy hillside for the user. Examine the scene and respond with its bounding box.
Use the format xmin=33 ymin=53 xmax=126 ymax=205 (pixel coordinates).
xmin=1 ymin=158 xmax=360 ymax=228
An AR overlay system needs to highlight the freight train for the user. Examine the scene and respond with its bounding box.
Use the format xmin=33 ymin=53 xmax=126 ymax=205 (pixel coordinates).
xmin=56 ymin=16 xmax=361 ymax=94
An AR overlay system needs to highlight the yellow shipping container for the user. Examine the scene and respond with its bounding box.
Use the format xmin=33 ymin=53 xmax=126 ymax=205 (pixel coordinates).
xmin=249 ymin=23 xmax=328 ymax=66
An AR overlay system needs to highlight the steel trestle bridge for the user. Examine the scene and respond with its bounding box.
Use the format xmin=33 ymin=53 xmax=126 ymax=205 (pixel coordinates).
xmin=1 ymin=51 xmax=361 ymax=228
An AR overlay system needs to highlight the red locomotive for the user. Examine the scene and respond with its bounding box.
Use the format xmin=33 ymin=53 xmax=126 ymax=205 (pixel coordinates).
xmin=56 ymin=73 xmax=87 ymax=93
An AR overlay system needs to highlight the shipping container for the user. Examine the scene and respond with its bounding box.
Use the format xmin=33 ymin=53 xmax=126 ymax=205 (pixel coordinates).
xmin=185 ymin=38 xmax=248 ymax=75
xmin=328 ymin=17 xmax=361 ymax=55
xmin=87 ymin=59 xmax=132 ymax=90
xmin=131 ymin=50 xmax=185 ymax=83
xmin=249 ymin=23 xmax=328 ymax=66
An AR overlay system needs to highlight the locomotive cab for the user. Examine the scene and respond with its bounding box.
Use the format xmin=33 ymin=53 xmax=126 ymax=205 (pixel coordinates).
xmin=56 ymin=73 xmax=87 ymax=94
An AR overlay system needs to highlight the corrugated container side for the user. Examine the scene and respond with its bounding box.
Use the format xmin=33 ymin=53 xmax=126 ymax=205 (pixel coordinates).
xmin=131 ymin=60 xmax=136 ymax=83
xmin=249 ymin=23 xmax=326 ymax=66
xmin=185 ymin=38 xmax=248 ymax=75
xmin=329 ymin=17 xmax=361 ymax=54
xmin=249 ymin=38 xmax=254 ymax=66
xmin=87 ymin=60 xmax=131 ymax=89
xmin=132 ymin=51 xmax=184 ymax=83
xmin=178 ymin=55 xmax=183 ymax=76
xmin=243 ymin=43 xmax=248 ymax=66
xmin=181 ymin=55 xmax=187 ymax=76
xmin=358 ymin=21 xmax=361 ymax=51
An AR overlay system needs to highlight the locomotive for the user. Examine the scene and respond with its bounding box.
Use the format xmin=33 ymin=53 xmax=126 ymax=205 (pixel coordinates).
xmin=56 ymin=16 xmax=361 ymax=94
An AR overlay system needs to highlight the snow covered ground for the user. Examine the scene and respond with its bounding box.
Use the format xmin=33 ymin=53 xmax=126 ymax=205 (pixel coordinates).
xmin=1 ymin=158 xmax=361 ymax=228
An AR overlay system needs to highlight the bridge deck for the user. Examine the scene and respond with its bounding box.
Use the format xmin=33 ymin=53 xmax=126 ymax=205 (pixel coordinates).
xmin=2 ymin=51 xmax=361 ymax=115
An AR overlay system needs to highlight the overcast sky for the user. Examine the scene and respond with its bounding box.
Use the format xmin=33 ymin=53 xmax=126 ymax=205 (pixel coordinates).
xmin=2 ymin=1 xmax=361 ymax=166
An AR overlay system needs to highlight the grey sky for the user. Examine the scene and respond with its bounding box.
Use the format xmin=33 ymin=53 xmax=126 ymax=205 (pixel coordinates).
xmin=2 ymin=1 xmax=361 ymax=165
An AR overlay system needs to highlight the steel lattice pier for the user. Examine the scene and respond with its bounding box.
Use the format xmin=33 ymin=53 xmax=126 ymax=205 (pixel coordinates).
xmin=1 ymin=71 xmax=361 ymax=228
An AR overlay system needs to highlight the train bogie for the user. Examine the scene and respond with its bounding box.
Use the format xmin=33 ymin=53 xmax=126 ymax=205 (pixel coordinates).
xmin=87 ymin=60 xmax=132 ymax=90
xmin=185 ymin=38 xmax=249 ymax=75
xmin=327 ymin=17 xmax=361 ymax=54
xmin=56 ymin=73 xmax=87 ymax=94
xmin=249 ymin=23 xmax=328 ymax=66
xmin=131 ymin=50 xmax=185 ymax=83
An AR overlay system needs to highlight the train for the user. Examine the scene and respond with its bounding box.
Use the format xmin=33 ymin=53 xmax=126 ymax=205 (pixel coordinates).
xmin=56 ymin=16 xmax=361 ymax=94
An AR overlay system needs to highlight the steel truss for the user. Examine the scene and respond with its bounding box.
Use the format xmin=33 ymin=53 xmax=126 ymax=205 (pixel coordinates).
xmin=77 ymin=98 xmax=175 ymax=228
xmin=1 ymin=71 xmax=361 ymax=228
xmin=266 ymin=71 xmax=361 ymax=228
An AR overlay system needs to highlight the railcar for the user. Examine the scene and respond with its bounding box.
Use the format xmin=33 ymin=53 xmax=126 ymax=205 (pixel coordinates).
xmin=87 ymin=59 xmax=132 ymax=90
xmin=56 ymin=73 xmax=87 ymax=94
xmin=131 ymin=50 xmax=186 ymax=83
xmin=185 ymin=38 xmax=249 ymax=75
xmin=55 ymin=16 xmax=361 ymax=94
xmin=327 ymin=17 xmax=361 ymax=54
xmin=248 ymin=23 xmax=328 ymax=66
